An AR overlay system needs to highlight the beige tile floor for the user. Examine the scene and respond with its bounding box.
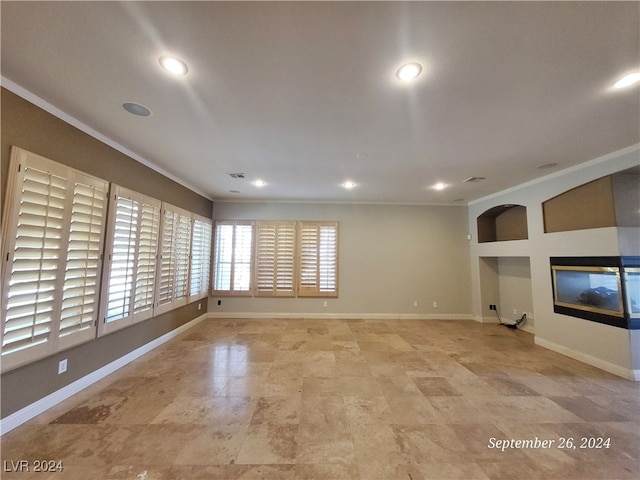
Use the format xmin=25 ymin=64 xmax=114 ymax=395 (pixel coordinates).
xmin=2 ymin=318 xmax=639 ymax=479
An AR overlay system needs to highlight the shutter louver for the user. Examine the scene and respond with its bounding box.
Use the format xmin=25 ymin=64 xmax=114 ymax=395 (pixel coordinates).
xmin=133 ymin=201 xmax=160 ymax=315
xmin=158 ymin=209 xmax=176 ymax=307
xmin=156 ymin=203 xmax=192 ymax=314
xmin=234 ymin=224 xmax=253 ymax=292
xmin=189 ymin=216 xmax=212 ymax=299
xmin=59 ymin=177 xmax=107 ymax=342
xmin=106 ymin=197 xmax=138 ymax=322
xmin=256 ymin=221 xmax=295 ymax=296
xmin=298 ymin=222 xmax=338 ymax=297
xmin=213 ymin=221 xmax=253 ymax=294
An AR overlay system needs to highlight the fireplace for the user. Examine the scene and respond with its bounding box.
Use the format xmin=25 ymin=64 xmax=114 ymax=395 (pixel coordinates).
xmin=550 ymin=257 xmax=639 ymax=329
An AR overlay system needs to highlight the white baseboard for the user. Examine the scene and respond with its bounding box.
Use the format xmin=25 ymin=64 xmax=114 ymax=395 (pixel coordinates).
xmin=535 ymin=336 xmax=636 ymax=381
xmin=0 ymin=313 xmax=208 ymax=436
xmin=207 ymin=312 xmax=475 ymax=321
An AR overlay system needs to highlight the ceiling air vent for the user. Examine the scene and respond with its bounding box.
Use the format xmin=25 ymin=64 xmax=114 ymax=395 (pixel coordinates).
xmin=228 ymin=173 xmax=246 ymax=179
xmin=464 ymin=176 xmax=486 ymax=183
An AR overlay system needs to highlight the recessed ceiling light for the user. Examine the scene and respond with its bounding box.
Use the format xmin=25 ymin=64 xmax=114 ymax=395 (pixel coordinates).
xmin=342 ymin=181 xmax=357 ymax=189
xmin=613 ymin=72 xmax=640 ymax=89
xmin=122 ymin=102 xmax=152 ymax=117
xmin=253 ymin=179 xmax=267 ymax=187
xmin=159 ymin=56 xmax=188 ymax=75
xmin=230 ymin=190 xmax=241 ymax=194
xmin=432 ymin=182 xmax=448 ymax=191
xmin=396 ymin=63 xmax=422 ymax=81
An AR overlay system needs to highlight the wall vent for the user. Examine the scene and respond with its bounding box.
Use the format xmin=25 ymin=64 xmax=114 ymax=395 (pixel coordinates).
xmin=228 ymin=173 xmax=246 ymax=179
xmin=464 ymin=176 xmax=486 ymax=183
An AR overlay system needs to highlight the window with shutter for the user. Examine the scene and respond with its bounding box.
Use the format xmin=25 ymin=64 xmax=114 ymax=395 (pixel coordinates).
xmin=298 ymin=222 xmax=338 ymax=297
xmin=255 ymin=221 xmax=295 ymax=296
xmin=1 ymin=147 xmax=108 ymax=372
xmin=156 ymin=203 xmax=192 ymax=314
xmin=189 ymin=215 xmax=213 ymax=299
xmin=213 ymin=221 xmax=253 ymax=295
xmin=99 ymin=186 xmax=160 ymax=335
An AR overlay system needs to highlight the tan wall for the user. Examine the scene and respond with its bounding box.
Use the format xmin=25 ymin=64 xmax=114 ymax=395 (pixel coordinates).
xmin=542 ymin=176 xmax=616 ymax=233
xmin=495 ymin=206 xmax=528 ymax=241
xmin=1 ymin=88 xmax=211 ymax=218
xmin=209 ymin=202 xmax=472 ymax=317
xmin=1 ymin=88 xmax=213 ymax=418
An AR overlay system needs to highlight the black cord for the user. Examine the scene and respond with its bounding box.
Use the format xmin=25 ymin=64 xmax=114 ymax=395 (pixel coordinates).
xmin=494 ymin=307 xmax=527 ymax=329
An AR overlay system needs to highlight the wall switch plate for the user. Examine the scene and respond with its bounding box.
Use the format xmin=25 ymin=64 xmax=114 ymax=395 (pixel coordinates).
xmin=58 ymin=359 xmax=68 ymax=374
xmin=198 ymin=303 xmax=202 ymax=310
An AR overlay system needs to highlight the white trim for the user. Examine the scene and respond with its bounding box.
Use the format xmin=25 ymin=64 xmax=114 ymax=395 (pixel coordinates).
xmin=469 ymin=143 xmax=640 ymax=206
xmin=207 ymin=312 xmax=475 ymax=321
xmin=1 ymin=76 xmax=213 ymax=201
xmin=0 ymin=313 xmax=208 ymax=436
xmin=535 ymin=336 xmax=636 ymax=381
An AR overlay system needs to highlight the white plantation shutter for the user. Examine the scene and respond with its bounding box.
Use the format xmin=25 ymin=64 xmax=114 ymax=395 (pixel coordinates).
xmin=58 ymin=175 xmax=108 ymax=349
xmin=134 ymin=202 xmax=161 ymax=314
xmin=298 ymin=222 xmax=338 ymax=297
xmin=255 ymin=221 xmax=295 ymax=296
xmin=158 ymin=208 xmax=176 ymax=307
xmin=156 ymin=203 xmax=192 ymax=314
xmin=1 ymin=147 xmax=108 ymax=371
xmin=99 ymin=186 xmax=160 ymax=335
xmin=213 ymin=221 xmax=253 ymax=294
xmin=189 ymin=215 xmax=213 ymax=299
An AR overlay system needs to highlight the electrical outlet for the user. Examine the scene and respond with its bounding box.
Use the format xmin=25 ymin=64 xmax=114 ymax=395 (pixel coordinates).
xmin=323 ymin=301 xmax=328 ymax=308
xmin=432 ymin=301 xmax=438 ymax=308
xmin=513 ymin=309 xmax=518 ymax=315
xmin=58 ymin=359 xmax=68 ymax=375
xmin=489 ymin=304 xmax=496 ymax=310
xmin=217 ymin=299 xmax=222 ymax=306
xmin=413 ymin=301 xmax=418 ymax=307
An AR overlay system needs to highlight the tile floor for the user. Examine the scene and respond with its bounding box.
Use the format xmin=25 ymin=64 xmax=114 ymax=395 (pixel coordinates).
xmin=1 ymin=318 xmax=639 ymax=479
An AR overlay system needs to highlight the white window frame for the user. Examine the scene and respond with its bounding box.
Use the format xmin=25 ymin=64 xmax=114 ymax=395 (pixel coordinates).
xmin=98 ymin=185 xmax=161 ymax=336
xmin=1 ymin=147 xmax=108 ymax=372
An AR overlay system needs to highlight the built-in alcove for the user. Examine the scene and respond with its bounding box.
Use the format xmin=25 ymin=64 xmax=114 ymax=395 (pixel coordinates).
xmin=479 ymin=256 xmax=534 ymax=330
xmin=543 ymin=168 xmax=640 ymax=233
xmin=477 ymin=204 xmax=528 ymax=243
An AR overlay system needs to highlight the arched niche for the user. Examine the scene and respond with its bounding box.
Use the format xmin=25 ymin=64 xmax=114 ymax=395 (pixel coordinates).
xmin=477 ymin=204 xmax=528 ymax=243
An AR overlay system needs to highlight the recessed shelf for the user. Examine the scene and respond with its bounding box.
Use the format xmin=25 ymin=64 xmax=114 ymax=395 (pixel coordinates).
xmin=477 ymin=205 xmax=528 ymax=243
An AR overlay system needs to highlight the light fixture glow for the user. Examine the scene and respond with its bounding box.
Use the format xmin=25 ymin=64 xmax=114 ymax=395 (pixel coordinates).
xmin=613 ymin=72 xmax=640 ymax=89
xmin=396 ymin=63 xmax=422 ymax=81
xmin=342 ymin=181 xmax=357 ymax=189
xmin=432 ymin=182 xmax=447 ymax=191
xmin=159 ymin=56 xmax=188 ymax=75
xmin=253 ymin=179 xmax=267 ymax=187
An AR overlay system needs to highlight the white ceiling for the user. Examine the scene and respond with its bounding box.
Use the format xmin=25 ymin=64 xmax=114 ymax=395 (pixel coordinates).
xmin=2 ymin=1 xmax=639 ymax=204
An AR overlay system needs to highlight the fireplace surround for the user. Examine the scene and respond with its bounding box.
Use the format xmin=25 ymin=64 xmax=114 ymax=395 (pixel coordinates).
xmin=550 ymin=256 xmax=639 ymax=329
